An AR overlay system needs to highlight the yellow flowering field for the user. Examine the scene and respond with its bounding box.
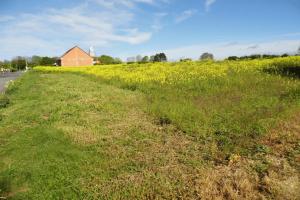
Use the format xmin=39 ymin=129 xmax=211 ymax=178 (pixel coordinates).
xmin=35 ymin=56 xmax=300 ymax=85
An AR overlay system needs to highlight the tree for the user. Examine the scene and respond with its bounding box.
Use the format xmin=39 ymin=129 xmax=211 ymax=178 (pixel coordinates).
xmin=180 ymin=58 xmax=192 ymax=62
xmin=227 ymin=56 xmax=239 ymax=61
xmin=297 ymin=46 xmax=300 ymax=55
xmin=2 ymin=60 xmax=11 ymax=69
xmin=250 ymin=54 xmax=261 ymax=59
xmin=200 ymin=53 xmax=214 ymax=61
xmin=153 ymin=54 xmax=160 ymax=62
xmin=262 ymin=54 xmax=279 ymax=59
xmin=11 ymin=56 xmax=26 ymax=70
xmin=98 ymin=55 xmax=115 ymax=65
xmin=40 ymin=57 xmax=56 ymax=66
xmin=141 ymin=56 xmax=149 ymax=63
xmin=30 ymin=55 xmax=42 ymax=66
xmin=159 ymin=53 xmax=167 ymax=62
xmin=114 ymin=58 xmax=122 ymax=64
xmin=153 ymin=53 xmax=167 ymax=62
xmin=149 ymin=55 xmax=155 ymax=62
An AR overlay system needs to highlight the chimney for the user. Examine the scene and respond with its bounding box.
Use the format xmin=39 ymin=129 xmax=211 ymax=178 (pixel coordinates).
xmin=89 ymin=46 xmax=95 ymax=57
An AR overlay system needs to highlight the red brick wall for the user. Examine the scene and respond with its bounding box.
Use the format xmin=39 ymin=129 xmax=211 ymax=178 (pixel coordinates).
xmin=61 ymin=47 xmax=93 ymax=67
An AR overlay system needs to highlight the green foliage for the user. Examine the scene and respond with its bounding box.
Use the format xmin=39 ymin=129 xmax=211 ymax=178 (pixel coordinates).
xmin=200 ymin=52 xmax=214 ymax=60
xmin=153 ymin=53 xmax=167 ymax=62
xmin=0 ymin=60 xmax=11 ymax=69
xmin=4 ymin=56 xmax=58 ymax=68
xmin=227 ymin=56 xmax=239 ymax=61
xmin=264 ymin=58 xmax=300 ymax=78
xmin=11 ymin=56 xmax=27 ymax=70
xmin=98 ymin=55 xmax=115 ymax=64
xmin=227 ymin=54 xmax=295 ymax=61
xmin=149 ymin=55 xmax=155 ymax=62
xmin=29 ymin=55 xmax=43 ymax=67
xmin=254 ymin=160 xmax=270 ymax=176
xmin=114 ymin=57 xmax=122 ymax=64
xmin=262 ymin=54 xmax=280 ymax=59
xmin=39 ymin=56 xmax=57 ymax=66
xmin=141 ymin=56 xmax=149 ymax=63
xmin=98 ymin=55 xmax=122 ymax=65
xmin=180 ymin=58 xmax=192 ymax=62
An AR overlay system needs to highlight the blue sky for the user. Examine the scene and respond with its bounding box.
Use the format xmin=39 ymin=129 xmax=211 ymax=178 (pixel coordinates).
xmin=0 ymin=0 xmax=300 ymax=60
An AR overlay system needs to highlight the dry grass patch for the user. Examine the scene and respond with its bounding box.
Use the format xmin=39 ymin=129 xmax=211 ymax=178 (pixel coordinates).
xmin=258 ymin=111 xmax=300 ymax=199
xmin=262 ymin=156 xmax=300 ymax=200
xmin=262 ymin=112 xmax=300 ymax=165
xmin=57 ymin=125 xmax=101 ymax=145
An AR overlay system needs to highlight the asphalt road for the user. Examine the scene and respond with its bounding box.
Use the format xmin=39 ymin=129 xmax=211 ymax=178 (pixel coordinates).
xmin=0 ymin=71 xmax=23 ymax=93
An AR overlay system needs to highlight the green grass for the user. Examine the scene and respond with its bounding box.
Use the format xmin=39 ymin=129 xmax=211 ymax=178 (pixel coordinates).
xmin=0 ymin=65 xmax=300 ymax=199
xmin=0 ymin=72 xmax=205 ymax=199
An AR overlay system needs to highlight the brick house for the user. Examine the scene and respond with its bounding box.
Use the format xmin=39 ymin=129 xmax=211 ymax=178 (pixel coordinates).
xmin=58 ymin=46 xmax=94 ymax=67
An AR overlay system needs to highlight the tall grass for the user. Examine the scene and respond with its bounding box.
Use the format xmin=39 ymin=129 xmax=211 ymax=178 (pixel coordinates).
xmin=35 ymin=56 xmax=300 ymax=161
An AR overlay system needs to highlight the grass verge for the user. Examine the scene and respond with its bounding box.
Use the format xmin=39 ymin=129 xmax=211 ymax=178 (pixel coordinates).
xmin=0 ymin=69 xmax=299 ymax=199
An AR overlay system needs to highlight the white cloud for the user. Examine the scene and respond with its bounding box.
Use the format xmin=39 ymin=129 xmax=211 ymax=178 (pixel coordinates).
xmin=205 ymin=0 xmax=216 ymax=12
xmin=175 ymin=9 xmax=197 ymax=23
xmin=90 ymin=0 xmax=164 ymax=9
xmin=0 ymin=1 xmax=160 ymax=59
xmin=91 ymin=0 xmax=136 ymax=9
xmin=147 ymin=40 xmax=300 ymax=60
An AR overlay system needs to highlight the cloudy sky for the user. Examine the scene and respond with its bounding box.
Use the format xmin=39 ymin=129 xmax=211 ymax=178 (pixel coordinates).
xmin=0 ymin=0 xmax=300 ymax=60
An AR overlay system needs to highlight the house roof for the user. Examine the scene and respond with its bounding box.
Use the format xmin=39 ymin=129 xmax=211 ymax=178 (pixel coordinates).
xmin=60 ymin=46 xmax=93 ymax=59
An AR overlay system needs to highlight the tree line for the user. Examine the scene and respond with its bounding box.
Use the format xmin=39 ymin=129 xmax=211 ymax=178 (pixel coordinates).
xmin=226 ymin=53 xmax=293 ymax=61
xmin=0 ymin=56 xmax=58 ymax=71
xmin=1 ymin=46 xmax=299 ymax=70
xmin=96 ymin=53 xmax=168 ymax=65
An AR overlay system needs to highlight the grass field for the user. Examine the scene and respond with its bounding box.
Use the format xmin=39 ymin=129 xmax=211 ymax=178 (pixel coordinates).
xmin=1 ymin=57 xmax=300 ymax=199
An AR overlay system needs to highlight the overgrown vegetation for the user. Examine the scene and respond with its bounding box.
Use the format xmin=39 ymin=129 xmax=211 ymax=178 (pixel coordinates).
xmin=1 ymin=57 xmax=300 ymax=199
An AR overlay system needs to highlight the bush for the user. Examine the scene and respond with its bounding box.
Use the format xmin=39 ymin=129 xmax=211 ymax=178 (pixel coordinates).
xmin=180 ymin=58 xmax=192 ymax=62
xmin=200 ymin=53 xmax=214 ymax=61
xmin=227 ymin=56 xmax=239 ymax=61
xmin=97 ymin=55 xmax=122 ymax=65
xmin=264 ymin=59 xmax=300 ymax=78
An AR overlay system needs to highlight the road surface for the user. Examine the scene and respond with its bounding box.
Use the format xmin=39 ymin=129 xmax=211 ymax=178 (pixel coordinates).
xmin=0 ymin=71 xmax=23 ymax=93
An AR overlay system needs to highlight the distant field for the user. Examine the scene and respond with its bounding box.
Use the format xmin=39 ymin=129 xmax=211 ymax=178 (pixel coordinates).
xmin=1 ymin=57 xmax=300 ymax=199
